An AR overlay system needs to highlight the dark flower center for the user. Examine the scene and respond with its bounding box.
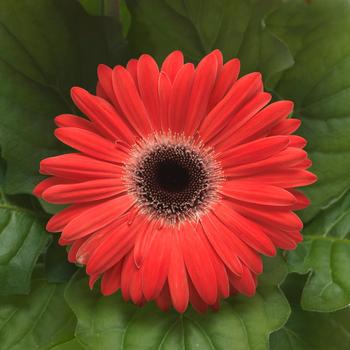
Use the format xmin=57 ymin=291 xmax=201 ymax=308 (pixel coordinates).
xmin=155 ymin=159 xmax=191 ymax=192
xmin=125 ymin=135 xmax=222 ymax=225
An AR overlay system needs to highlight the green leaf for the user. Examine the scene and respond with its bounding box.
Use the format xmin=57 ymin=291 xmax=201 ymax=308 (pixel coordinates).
xmin=45 ymin=237 xmax=77 ymax=284
xmin=0 ymin=164 xmax=49 ymax=295
xmin=0 ymin=278 xmax=77 ymax=350
xmin=267 ymin=0 xmax=350 ymax=221
xmin=266 ymin=0 xmax=350 ymax=312
xmin=126 ymin=0 xmax=293 ymax=82
xmin=65 ymin=256 xmax=290 ymax=350
xmin=50 ymin=339 xmax=85 ymax=350
xmin=79 ymin=0 xmax=119 ymax=17
xmin=270 ymin=274 xmax=350 ymax=350
xmin=0 ymin=0 xmax=127 ymax=195
xmin=286 ymin=188 xmax=350 ymax=312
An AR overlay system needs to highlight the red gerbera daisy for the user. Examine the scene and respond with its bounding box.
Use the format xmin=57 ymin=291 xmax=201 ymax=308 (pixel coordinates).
xmin=34 ymin=50 xmax=316 ymax=313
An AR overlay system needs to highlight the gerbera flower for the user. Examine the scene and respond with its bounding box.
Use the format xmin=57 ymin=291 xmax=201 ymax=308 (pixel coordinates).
xmin=34 ymin=50 xmax=316 ymax=313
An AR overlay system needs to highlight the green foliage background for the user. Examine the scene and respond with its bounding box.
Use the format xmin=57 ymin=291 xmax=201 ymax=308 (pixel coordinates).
xmin=0 ymin=0 xmax=349 ymax=349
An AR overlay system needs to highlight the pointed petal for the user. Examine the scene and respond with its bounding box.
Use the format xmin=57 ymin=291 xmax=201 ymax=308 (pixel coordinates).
xmin=228 ymin=100 xmax=294 ymax=147
xmin=208 ymin=58 xmax=240 ymax=110
xmin=161 ymin=50 xmax=184 ymax=82
xmin=168 ymin=229 xmax=189 ymax=313
xmin=97 ymin=64 xmax=121 ymax=111
xmin=112 ymin=66 xmax=152 ymax=137
xmin=62 ymin=195 xmax=134 ymax=240
xmin=228 ymin=199 xmax=303 ymax=232
xmin=199 ymin=72 xmax=262 ymax=142
xmin=269 ymin=118 xmax=301 ymax=135
xmin=46 ymin=202 xmax=96 ymax=232
xmin=42 ymin=178 xmax=125 ymax=204
xmin=33 ymin=177 xmax=71 ymax=198
xmin=222 ymin=181 xmax=296 ymax=206
xmin=101 ymin=262 xmax=122 ymax=295
xmin=71 ymin=87 xmax=135 ymax=144
xmin=184 ymin=52 xmax=218 ymax=135
xmin=40 ymin=153 xmax=123 ymax=180
xmin=55 ymin=114 xmax=95 ymax=132
xmin=179 ymin=222 xmax=218 ymax=305
xmin=212 ymin=203 xmax=276 ymax=256
xmin=168 ymin=63 xmax=195 ymax=132
xmin=137 ymin=54 xmax=160 ymax=128
xmin=55 ymin=127 xmax=128 ymax=164
xmin=220 ymin=136 xmax=289 ymax=167
xmin=142 ymin=227 xmax=172 ymax=300
xmin=228 ymin=264 xmax=256 ymax=297
xmin=201 ymin=213 xmax=262 ymax=274
xmin=158 ymin=72 xmax=172 ymax=131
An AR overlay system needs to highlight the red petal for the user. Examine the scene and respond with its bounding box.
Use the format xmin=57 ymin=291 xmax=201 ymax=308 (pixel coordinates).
xmin=179 ymin=222 xmax=218 ymax=305
xmin=142 ymin=227 xmax=172 ymax=300
xmin=161 ymin=50 xmax=184 ymax=82
xmin=62 ymin=195 xmax=134 ymax=240
xmin=40 ymin=153 xmax=122 ymax=180
xmin=55 ymin=127 xmax=128 ymax=164
xmin=289 ymin=189 xmax=310 ymax=210
xmin=188 ymin=279 xmax=209 ymax=313
xmin=112 ymin=66 xmax=152 ymax=137
xmin=137 ymin=54 xmax=160 ymax=128
xmin=212 ymin=203 xmax=276 ymax=256
xmin=46 ymin=202 xmax=96 ymax=232
xmin=264 ymin=227 xmax=298 ymax=250
xmin=228 ymin=265 xmax=256 ymax=297
xmin=229 ymin=200 xmax=303 ymax=232
xmin=158 ymin=72 xmax=172 ymax=131
xmin=168 ymin=63 xmax=195 ymax=132
xmin=101 ymin=262 xmax=122 ymax=295
xmin=212 ymin=92 xmax=272 ymax=150
xmin=222 ymin=181 xmax=296 ymax=206
xmin=168 ymin=229 xmax=189 ymax=313
xmin=208 ymin=58 xmax=240 ymax=110
xmin=246 ymin=169 xmax=317 ymax=188
xmin=42 ymin=178 xmax=124 ymax=204
xmin=289 ymin=135 xmax=307 ymax=148
xmin=55 ymin=114 xmax=95 ymax=132
xmin=184 ymin=52 xmax=218 ymax=135
xmin=269 ymin=118 xmax=301 ymax=135
xmin=201 ymin=214 xmax=263 ymax=274
xmin=199 ymin=72 xmax=262 ymax=142
xmin=224 ymin=147 xmax=307 ymax=177
xmin=155 ymin=283 xmax=172 ymax=312
xmin=67 ymin=238 xmax=85 ymax=263
xmin=228 ymin=100 xmax=294 ymax=147
xmin=86 ymin=218 xmax=137 ymax=275
xmin=97 ymin=64 xmax=121 ymax=111
xmin=220 ymin=136 xmax=290 ymax=167
xmin=126 ymin=59 xmax=138 ymax=83
xmin=71 ymin=87 xmax=134 ymax=144
xmin=33 ymin=177 xmax=71 ymax=197
xmin=196 ymin=225 xmax=230 ymax=298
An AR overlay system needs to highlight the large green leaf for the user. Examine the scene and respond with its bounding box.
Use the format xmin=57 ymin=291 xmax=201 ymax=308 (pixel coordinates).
xmin=0 ymin=0 xmax=127 ymax=195
xmin=286 ymin=189 xmax=350 ymax=312
xmin=45 ymin=237 xmax=77 ymax=284
xmin=79 ymin=0 xmax=119 ymax=17
xmin=65 ymin=256 xmax=290 ymax=350
xmin=266 ymin=0 xmax=350 ymax=312
xmin=0 ymin=164 xmax=49 ymax=295
xmin=0 ymin=278 xmax=77 ymax=350
xmin=51 ymin=339 xmax=85 ymax=350
xmin=267 ymin=0 xmax=350 ymax=221
xmin=126 ymin=0 xmax=293 ymax=81
xmin=270 ymin=274 xmax=350 ymax=350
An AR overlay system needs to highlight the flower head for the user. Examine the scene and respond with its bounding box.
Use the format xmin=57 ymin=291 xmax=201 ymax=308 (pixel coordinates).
xmin=34 ymin=50 xmax=316 ymax=313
